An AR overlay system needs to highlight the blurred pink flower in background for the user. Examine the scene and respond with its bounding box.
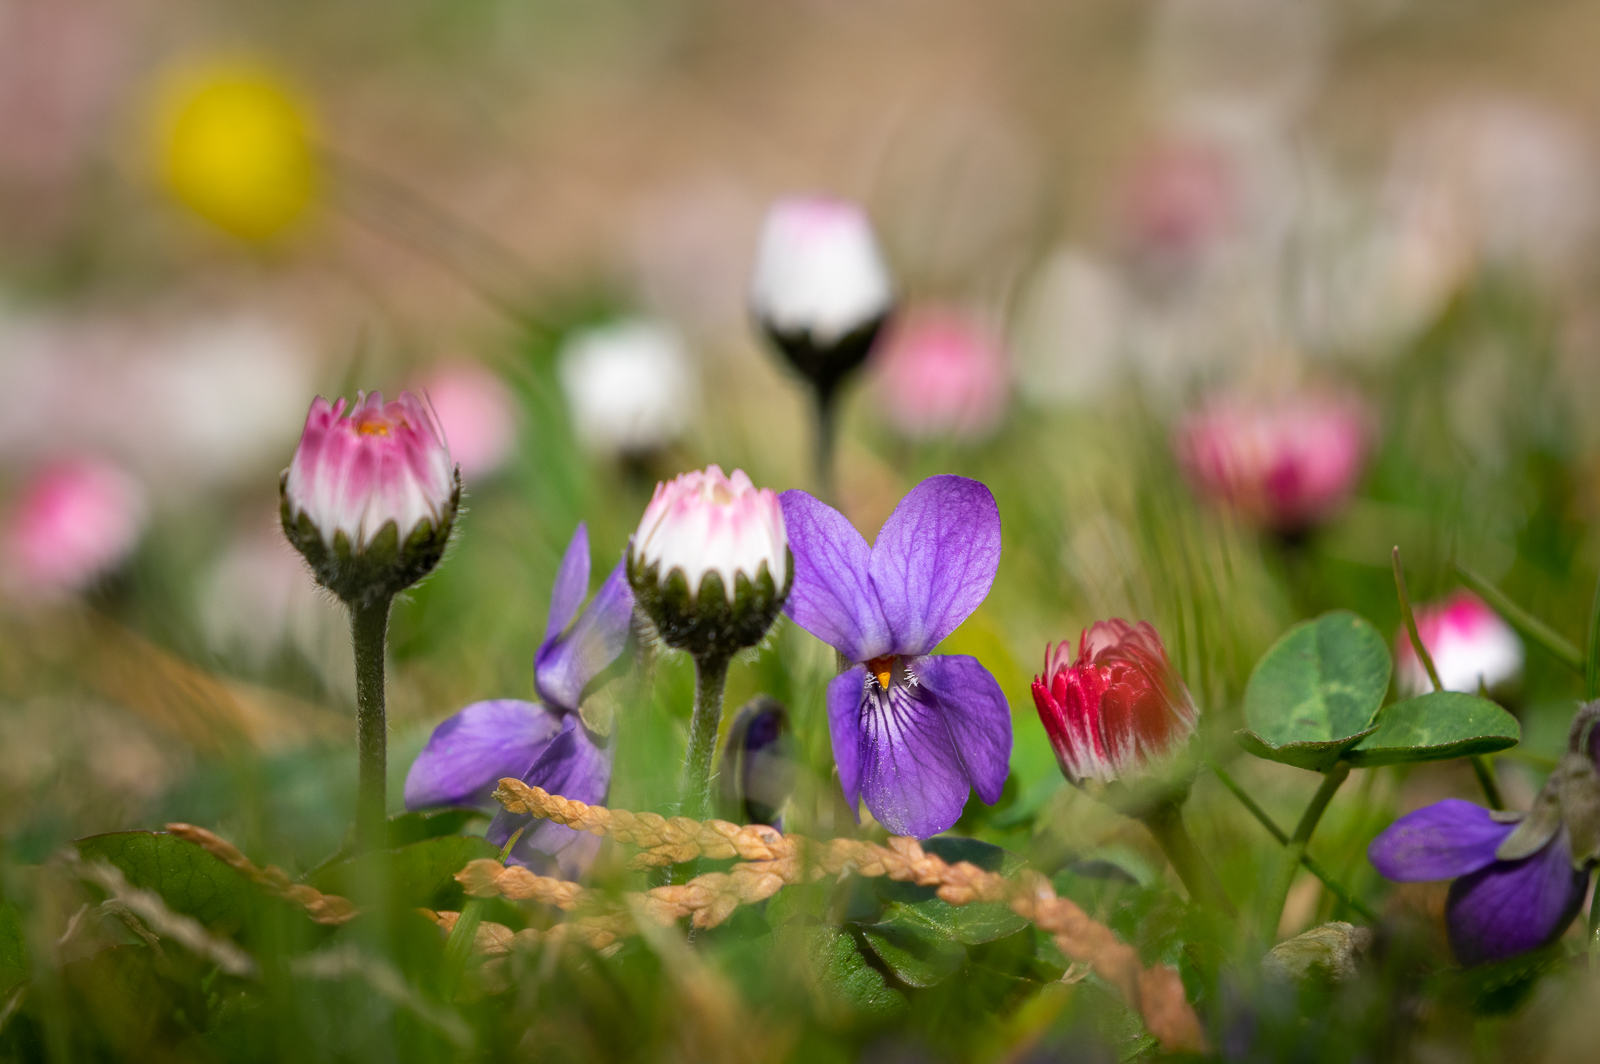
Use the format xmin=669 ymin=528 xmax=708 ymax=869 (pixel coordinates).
xmin=872 ymin=308 xmax=1009 ymax=441
xmin=1118 ymin=137 xmax=1235 ymax=271
xmin=1174 ymin=390 xmax=1367 ymax=533
xmin=4 ymin=456 xmax=146 ymax=596
xmin=1396 ymin=590 xmax=1523 ymax=697
xmin=416 ymin=363 xmax=517 ymax=480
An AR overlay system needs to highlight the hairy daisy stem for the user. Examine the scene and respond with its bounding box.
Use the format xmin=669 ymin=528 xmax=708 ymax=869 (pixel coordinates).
xmin=1140 ymin=799 xmax=1236 ymax=917
xmin=681 ymin=652 xmax=731 ymax=823
xmin=1260 ymin=764 xmax=1349 ymax=948
xmin=351 ymin=594 xmax=394 ymax=853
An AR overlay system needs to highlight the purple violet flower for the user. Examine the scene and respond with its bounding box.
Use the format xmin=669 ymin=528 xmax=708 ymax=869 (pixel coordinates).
xmin=1368 ymin=705 xmax=1600 ymax=966
xmin=403 ymin=522 xmax=632 ymax=878
xmin=779 ymin=475 xmax=1012 ymax=838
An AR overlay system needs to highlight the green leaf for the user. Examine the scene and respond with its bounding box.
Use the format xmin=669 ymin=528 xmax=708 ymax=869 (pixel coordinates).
xmin=786 ymin=926 xmax=906 ymax=1019
xmin=856 ymin=920 xmax=967 ymax=988
xmin=384 ymin=808 xmax=486 ymax=848
xmin=1239 ymin=611 xmax=1392 ymax=771
xmin=0 ymin=900 xmax=26 ymax=997
xmin=306 ymin=835 xmax=501 ymax=911
xmin=876 ymin=838 xmax=1028 ymax=945
xmin=1346 ymin=692 xmax=1521 ymax=767
xmin=75 ymin=832 xmax=261 ymax=932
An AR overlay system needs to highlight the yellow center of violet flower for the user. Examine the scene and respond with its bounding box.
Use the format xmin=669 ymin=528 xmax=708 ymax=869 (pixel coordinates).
xmin=867 ymin=654 xmax=896 ymax=690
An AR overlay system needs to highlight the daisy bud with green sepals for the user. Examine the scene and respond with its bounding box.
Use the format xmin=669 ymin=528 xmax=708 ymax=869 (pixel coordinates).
xmin=628 ymin=464 xmax=790 ymax=660
xmin=280 ymin=390 xmax=460 ymax=851
xmin=628 ymin=464 xmax=790 ymax=818
xmin=280 ymin=391 xmax=459 ymax=607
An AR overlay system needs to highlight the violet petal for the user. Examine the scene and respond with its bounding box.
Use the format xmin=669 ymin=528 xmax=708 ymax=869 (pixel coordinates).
xmin=780 ymin=489 xmax=893 ymax=661
xmin=488 ymin=718 xmax=612 ymax=880
xmin=867 ymin=475 xmax=1001 ymax=656
xmin=534 ymin=559 xmax=634 ymax=715
xmin=828 ymin=666 xmax=868 ymax=818
xmin=857 ymin=671 xmax=977 ymax=838
xmin=545 ymin=523 xmax=591 ymax=644
xmin=1368 ymin=799 xmax=1514 ymax=882
xmin=403 ymin=699 xmax=561 ymax=811
xmin=913 ymin=654 xmax=1012 ymax=805
xmin=1446 ymin=830 xmax=1589 ymax=966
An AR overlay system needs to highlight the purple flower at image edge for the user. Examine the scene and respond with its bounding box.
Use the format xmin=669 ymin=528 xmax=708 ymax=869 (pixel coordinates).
xmin=1369 ymin=707 xmax=1600 ymax=966
xmin=404 ymin=522 xmax=632 ymax=878
xmin=780 ymin=475 xmax=1012 ymax=838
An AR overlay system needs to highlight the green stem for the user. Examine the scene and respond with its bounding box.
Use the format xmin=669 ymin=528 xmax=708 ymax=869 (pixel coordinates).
xmin=813 ymin=385 xmax=838 ymax=505
xmin=1392 ymin=546 xmax=1443 ymax=691
xmin=1209 ymin=762 xmax=1378 ymax=923
xmin=1589 ymin=874 xmax=1600 ymax=970
xmin=1468 ymin=756 xmax=1504 ymax=811
xmin=681 ymin=652 xmax=731 ymax=823
xmin=351 ymin=595 xmax=394 ymax=852
xmin=1585 ymin=572 xmax=1600 ymax=701
xmin=1453 ymin=562 xmax=1583 ymax=671
xmin=1139 ymin=800 xmax=1236 ymax=917
xmin=1398 ymin=549 xmax=1503 ymax=809
xmin=1260 ymin=764 xmax=1349 ymax=947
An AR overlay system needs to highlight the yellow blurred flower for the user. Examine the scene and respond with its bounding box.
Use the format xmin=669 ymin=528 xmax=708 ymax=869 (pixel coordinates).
xmin=154 ymin=60 xmax=316 ymax=241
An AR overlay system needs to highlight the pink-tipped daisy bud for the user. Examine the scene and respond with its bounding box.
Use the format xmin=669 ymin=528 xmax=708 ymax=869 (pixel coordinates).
xmin=751 ymin=196 xmax=893 ymax=399
xmin=1032 ymin=620 xmax=1200 ymax=786
xmin=4 ymin=456 xmax=146 ymax=597
xmin=627 ymin=464 xmax=790 ymax=659
xmin=280 ymin=391 xmax=460 ymax=606
xmin=1396 ymin=590 xmax=1523 ymax=697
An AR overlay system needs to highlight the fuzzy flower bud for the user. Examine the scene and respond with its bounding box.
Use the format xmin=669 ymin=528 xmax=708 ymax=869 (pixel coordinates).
xmin=1032 ymin=620 xmax=1199 ymax=786
xmin=1396 ymin=590 xmax=1523 ymax=697
xmin=751 ymin=196 xmax=893 ymax=398
xmin=628 ymin=464 xmax=790 ymax=659
xmin=280 ymin=391 xmax=459 ymax=606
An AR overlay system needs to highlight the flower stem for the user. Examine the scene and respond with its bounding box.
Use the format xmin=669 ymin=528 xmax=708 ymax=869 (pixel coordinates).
xmin=1392 ymin=546 xmax=1443 ymax=690
xmin=1139 ymin=799 xmax=1236 ymax=917
xmin=351 ymin=594 xmax=394 ymax=852
xmin=813 ymin=385 xmax=838 ymax=504
xmin=1453 ymin=561 xmax=1583 ymax=672
xmin=1209 ymin=762 xmax=1378 ymax=923
xmin=1585 ymin=570 xmax=1600 ymax=701
xmin=681 ymin=652 xmax=731 ymax=822
xmin=1260 ymin=763 xmax=1349 ymax=948
xmin=1396 ymin=548 xmax=1504 ymax=809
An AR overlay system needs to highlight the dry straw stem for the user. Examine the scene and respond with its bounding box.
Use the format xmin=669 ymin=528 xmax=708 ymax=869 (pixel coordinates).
xmin=469 ymin=784 xmax=1204 ymax=1053
xmin=494 ymin=778 xmax=787 ymax=867
xmin=67 ymin=855 xmax=258 ymax=978
xmin=424 ymin=909 xmax=620 ymax=954
xmin=166 ymin=823 xmax=358 ymax=925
